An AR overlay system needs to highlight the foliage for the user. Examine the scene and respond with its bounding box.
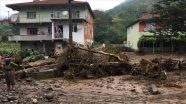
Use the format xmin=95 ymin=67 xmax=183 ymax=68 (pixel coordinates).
xmin=0 ymin=25 xmax=19 ymax=42
xmin=138 ymin=36 xmax=157 ymax=43
xmin=93 ymin=0 xmax=158 ymax=44
xmin=138 ymin=35 xmax=186 ymax=43
xmin=0 ymin=42 xmax=20 ymax=56
xmin=23 ymin=54 xmax=45 ymax=62
xmin=152 ymin=0 xmax=186 ymax=35
xmin=0 ymin=42 xmax=44 ymax=62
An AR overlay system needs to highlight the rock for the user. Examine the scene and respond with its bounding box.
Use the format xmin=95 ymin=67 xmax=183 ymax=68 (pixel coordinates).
xmin=45 ymin=93 xmax=54 ymax=100
xmin=87 ymin=74 xmax=95 ymax=79
xmin=130 ymin=88 xmax=136 ymax=92
xmin=46 ymin=87 xmax=53 ymax=91
xmin=148 ymin=84 xmax=160 ymax=95
xmin=2 ymin=98 xmax=8 ymax=102
xmin=32 ymin=98 xmax=38 ymax=104
xmin=7 ymin=96 xmax=18 ymax=101
xmin=25 ymin=77 xmax=33 ymax=82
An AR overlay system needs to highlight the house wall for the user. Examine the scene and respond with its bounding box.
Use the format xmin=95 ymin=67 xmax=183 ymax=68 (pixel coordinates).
xmin=139 ymin=22 xmax=146 ymax=32
xmin=84 ymin=9 xmax=94 ymax=46
xmin=19 ymin=7 xmax=87 ymax=23
xmin=127 ymin=21 xmax=159 ymax=50
xmin=20 ymin=25 xmax=49 ymax=35
xmin=127 ymin=23 xmax=140 ymax=50
xmin=54 ymin=22 xmax=85 ymax=45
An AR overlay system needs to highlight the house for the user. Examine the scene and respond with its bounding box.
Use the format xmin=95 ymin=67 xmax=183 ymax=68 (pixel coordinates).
xmin=126 ymin=13 xmax=174 ymax=53
xmin=6 ymin=0 xmax=95 ymax=55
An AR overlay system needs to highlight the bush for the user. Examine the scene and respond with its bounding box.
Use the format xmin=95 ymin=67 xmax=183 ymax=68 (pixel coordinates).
xmin=23 ymin=54 xmax=45 ymax=62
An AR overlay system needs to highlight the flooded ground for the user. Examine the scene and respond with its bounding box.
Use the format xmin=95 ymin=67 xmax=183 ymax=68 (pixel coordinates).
xmin=1 ymin=52 xmax=186 ymax=104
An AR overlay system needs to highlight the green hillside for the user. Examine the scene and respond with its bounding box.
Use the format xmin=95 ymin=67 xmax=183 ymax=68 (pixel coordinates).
xmin=93 ymin=0 xmax=158 ymax=44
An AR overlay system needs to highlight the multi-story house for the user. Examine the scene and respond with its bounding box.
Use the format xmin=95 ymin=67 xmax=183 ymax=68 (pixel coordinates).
xmin=6 ymin=0 xmax=95 ymax=55
xmin=126 ymin=13 xmax=173 ymax=53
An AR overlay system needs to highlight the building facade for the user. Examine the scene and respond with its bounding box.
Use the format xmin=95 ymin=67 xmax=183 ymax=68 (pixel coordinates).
xmin=6 ymin=0 xmax=95 ymax=55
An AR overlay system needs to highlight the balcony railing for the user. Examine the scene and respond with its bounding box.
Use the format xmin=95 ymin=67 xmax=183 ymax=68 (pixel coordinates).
xmin=9 ymin=34 xmax=64 ymax=41
xmin=11 ymin=15 xmax=87 ymax=23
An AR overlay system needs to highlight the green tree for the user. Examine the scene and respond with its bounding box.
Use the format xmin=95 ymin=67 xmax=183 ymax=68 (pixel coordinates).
xmin=0 ymin=25 xmax=19 ymax=42
xmin=152 ymin=0 xmax=186 ymax=35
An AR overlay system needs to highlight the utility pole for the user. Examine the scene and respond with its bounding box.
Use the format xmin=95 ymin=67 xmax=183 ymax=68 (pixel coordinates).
xmin=8 ymin=11 xmax=9 ymax=19
xmin=68 ymin=0 xmax=73 ymax=45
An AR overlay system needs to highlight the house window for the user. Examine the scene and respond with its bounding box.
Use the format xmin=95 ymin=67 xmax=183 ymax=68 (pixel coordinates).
xmin=51 ymin=11 xmax=61 ymax=19
xmin=146 ymin=23 xmax=155 ymax=31
xmin=72 ymin=24 xmax=78 ymax=32
xmin=27 ymin=12 xmax=36 ymax=19
xmin=27 ymin=28 xmax=38 ymax=35
xmin=72 ymin=11 xmax=80 ymax=18
xmin=48 ymin=27 xmax=51 ymax=35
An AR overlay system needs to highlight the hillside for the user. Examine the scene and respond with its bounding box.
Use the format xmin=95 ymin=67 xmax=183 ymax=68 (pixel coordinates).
xmin=108 ymin=0 xmax=157 ymax=21
xmin=94 ymin=0 xmax=158 ymax=44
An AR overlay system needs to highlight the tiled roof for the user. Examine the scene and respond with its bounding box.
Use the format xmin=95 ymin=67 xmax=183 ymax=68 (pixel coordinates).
xmin=7 ymin=0 xmax=85 ymax=7
xmin=6 ymin=0 xmax=95 ymax=19
xmin=126 ymin=13 xmax=159 ymax=28
xmin=140 ymin=13 xmax=159 ymax=20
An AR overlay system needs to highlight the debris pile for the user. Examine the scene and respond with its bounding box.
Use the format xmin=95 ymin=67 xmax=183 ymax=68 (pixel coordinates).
xmin=57 ymin=46 xmax=132 ymax=79
xmin=131 ymin=58 xmax=182 ymax=79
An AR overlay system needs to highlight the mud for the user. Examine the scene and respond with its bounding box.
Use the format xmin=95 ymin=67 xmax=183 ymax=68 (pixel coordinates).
xmin=1 ymin=52 xmax=186 ymax=104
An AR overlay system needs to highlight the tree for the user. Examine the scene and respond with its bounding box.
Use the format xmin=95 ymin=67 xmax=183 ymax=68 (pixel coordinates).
xmin=0 ymin=25 xmax=19 ymax=42
xmin=152 ymin=0 xmax=186 ymax=35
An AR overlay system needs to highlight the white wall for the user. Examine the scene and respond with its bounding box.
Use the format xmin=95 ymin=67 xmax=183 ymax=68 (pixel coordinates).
xmin=127 ymin=23 xmax=140 ymax=50
xmin=61 ymin=23 xmax=85 ymax=45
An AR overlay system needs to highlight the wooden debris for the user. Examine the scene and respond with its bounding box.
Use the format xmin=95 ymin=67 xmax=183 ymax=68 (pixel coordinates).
xmin=165 ymin=83 xmax=183 ymax=88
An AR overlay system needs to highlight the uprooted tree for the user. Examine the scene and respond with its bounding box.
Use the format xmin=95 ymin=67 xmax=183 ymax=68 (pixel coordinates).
xmin=56 ymin=46 xmax=132 ymax=79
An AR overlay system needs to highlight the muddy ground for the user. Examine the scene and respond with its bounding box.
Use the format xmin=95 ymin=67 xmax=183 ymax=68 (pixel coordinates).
xmin=1 ymin=52 xmax=186 ymax=104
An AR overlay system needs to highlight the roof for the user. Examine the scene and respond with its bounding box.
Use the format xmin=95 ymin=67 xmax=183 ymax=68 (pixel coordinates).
xmin=126 ymin=13 xmax=159 ymax=28
xmin=6 ymin=0 xmax=95 ymax=19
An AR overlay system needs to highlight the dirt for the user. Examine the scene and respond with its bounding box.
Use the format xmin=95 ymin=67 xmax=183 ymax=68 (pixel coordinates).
xmin=1 ymin=52 xmax=186 ymax=104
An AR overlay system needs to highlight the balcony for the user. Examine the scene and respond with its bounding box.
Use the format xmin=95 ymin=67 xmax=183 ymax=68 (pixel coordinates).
xmin=10 ymin=15 xmax=87 ymax=23
xmin=8 ymin=34 xmax=64 ymax=42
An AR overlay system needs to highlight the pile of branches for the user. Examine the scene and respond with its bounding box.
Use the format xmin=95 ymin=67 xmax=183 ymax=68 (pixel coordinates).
xmin=57 ymin=46 xmax=132 ymax=79
xmin=131 ymin=58 xmax=181 ymax=79
xmin=132 ymin=58 xmax=166 ymax=79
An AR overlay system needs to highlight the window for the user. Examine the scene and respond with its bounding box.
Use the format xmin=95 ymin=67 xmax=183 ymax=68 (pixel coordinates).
xmin=48 ymin=27 xmax=51 ymax=35
xmin=51 ymin=11 xmax=61 ymax=19
xmin=27 ymin=12 xmax=36 ymax=19
xmin=72 ymin=11 xmax=80 ymax=18
xmin=27 ymin=28 xmax=38 ymax=35
xmin=72 ymin=24 xmax=78 ymax=32
xmin=146 ymin=23 xmax=155 ymax=30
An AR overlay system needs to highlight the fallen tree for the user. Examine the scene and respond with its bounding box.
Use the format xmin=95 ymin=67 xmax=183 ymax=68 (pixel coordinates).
xmin=56 ymin=46 xmax=132 ymax=79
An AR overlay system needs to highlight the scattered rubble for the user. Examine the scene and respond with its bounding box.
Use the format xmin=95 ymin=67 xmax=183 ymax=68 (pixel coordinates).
xmin=0 ymin=46 xmax=186 ymax=103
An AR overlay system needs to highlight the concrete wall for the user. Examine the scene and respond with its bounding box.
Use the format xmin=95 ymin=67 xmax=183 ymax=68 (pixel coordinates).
xmin=127 ymin=23 xmax=139 ymax=50
xmin=20 ymin=41 xmax=68 ymax=55
xmin=127 ymin=22 xmax=155 ymax=50
xmin=19 ymin=7 xmax=87 ymax=23
xmin=20 ymin=25 xmax=50 ymax=35
xmin=54 ymin=22 xmax=85 ymax=45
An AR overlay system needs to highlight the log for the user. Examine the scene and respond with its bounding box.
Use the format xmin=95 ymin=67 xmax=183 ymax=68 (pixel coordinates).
xmin=16 ymin=64 xmax=58 ymax=75
xmin=75 ymin=47 xmax=124 ymax=62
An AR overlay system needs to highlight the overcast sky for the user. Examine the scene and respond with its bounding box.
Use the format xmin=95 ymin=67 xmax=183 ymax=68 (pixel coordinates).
xmin=0 ymin=0 xmax=125 ymax=19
